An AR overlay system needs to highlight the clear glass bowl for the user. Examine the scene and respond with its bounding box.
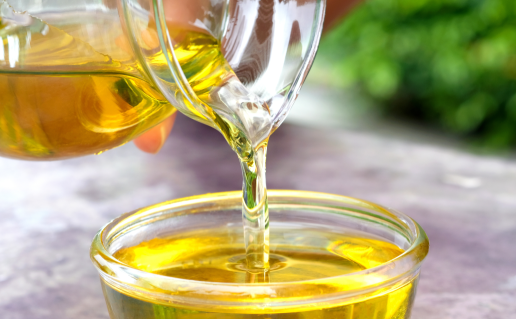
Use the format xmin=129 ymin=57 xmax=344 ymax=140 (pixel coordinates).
xmin=90 ymin=190 xmax=429 ymax=318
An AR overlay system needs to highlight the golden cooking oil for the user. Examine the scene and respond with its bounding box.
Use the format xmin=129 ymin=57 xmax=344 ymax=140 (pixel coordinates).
xmin=101 ymin=226 xmax=417 ymax=318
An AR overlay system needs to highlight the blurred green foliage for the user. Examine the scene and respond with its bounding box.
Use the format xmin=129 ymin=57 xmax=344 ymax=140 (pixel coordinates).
xmin=319 ymin=0 xmax=516 ymax=148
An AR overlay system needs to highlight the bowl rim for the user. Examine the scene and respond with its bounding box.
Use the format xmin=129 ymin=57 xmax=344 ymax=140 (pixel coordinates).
xmin=90 ymin=190 xmax=429 ymax=313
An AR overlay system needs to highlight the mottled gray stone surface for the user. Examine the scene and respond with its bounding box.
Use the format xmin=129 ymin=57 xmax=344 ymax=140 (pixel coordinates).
xmin=1 ymin=114 xmax=515 ymax=319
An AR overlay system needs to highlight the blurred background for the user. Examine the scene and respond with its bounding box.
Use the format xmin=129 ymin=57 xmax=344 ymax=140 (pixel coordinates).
xmin=298 ymin=0 xmax=516 ymax=152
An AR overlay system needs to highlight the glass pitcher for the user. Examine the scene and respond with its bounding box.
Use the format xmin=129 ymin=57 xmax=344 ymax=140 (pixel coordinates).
xmin=0 ymin=0 xmax=325 ymax=160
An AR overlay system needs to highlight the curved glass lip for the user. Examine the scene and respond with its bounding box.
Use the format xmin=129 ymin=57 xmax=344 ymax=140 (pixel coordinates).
xmin=135 ymin=0 xmax=328 ymax=129
xmin=90 ymin=190 xmax=429 ymax=312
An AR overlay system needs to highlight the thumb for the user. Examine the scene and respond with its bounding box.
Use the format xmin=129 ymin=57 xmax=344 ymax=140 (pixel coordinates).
xmin=134 ymin=113 xmax=177 ymax=154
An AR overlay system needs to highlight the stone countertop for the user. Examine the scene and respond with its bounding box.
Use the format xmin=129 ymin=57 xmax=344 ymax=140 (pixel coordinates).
xmin=1 ymin=114 xmax=515 ymax=319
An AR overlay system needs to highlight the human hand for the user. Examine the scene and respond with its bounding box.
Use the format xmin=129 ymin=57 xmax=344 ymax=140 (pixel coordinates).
xmin=133 ymin=0 xmax=207 ymax=153
xmin=135 ymin=0 xmax=362 ymax=154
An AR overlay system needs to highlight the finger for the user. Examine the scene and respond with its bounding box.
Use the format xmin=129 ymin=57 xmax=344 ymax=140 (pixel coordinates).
xmin=134 ymin=113 xmax=177 ymax=154
xmin=324 ymin=0 xmax=362 ymax=31
xmin=163 ymin=0 xmax=211 ymax=26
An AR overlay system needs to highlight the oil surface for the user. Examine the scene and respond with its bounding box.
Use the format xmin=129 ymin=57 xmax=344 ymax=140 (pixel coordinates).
xmin=104 ymin=226 xmax=416 ymax=318
xmin=114 ymin=227 xmax=404 ymax=283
